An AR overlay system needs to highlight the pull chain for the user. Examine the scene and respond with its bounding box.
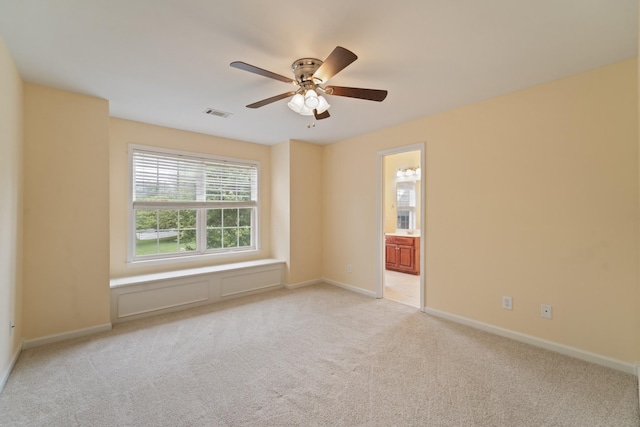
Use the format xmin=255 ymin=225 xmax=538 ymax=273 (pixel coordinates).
xmin=307 ymin=118 xmax=316 ymax=129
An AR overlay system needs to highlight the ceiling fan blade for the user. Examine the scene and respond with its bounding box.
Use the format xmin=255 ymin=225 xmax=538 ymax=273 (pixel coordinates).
xmin=325 ymin=86 xmax=388 ymax=102
xmin=246 ymin=91 xmax=297 ymax=109
xmin=312 ymin=46 xmax=358 ymax=83
xmin=313 ymin=109 xmax=330 ymax=120
xmin=231 ymin=61 xmax=297 ymax=85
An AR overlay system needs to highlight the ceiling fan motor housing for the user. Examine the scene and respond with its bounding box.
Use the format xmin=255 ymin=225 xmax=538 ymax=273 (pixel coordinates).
xmin=291 ymin=58 xmax=323 ymax=84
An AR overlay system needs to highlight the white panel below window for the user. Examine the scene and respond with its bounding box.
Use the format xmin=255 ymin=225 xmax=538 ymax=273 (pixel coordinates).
xmin=220 ymin=268 xmax=282 ymax=297
xmin=117 ymin=280 xmax=209 ymax=318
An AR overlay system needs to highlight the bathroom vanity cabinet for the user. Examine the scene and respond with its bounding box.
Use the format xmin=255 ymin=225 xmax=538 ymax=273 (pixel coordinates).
xmin=385 ymin=235 xmax=420 ymax=275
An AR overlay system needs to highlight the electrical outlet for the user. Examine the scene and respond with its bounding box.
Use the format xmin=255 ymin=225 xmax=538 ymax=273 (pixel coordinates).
xmin=347 ymin=264 xmax=352 ymax=273
xmin=541 ymin=304 xmax=552 ymax=319
xmin=502 ymin=296 xmax=513 ymax=310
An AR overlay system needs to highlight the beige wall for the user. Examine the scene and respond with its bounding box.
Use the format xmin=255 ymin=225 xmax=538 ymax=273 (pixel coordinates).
xmin=270 ymin=140 xmax=323 ymax=285
xmin=324 ymin=59 xmax=640 ymax=364
xmin=637 ymin=8 xmax=640 ymax=367
xmin=23 ymin=84 xmax=111 ymax=339
xmin=289 ymin=140 xmax=322 ymax=284
xmin=323 ymin=138 xmax=380 ymax=286
xmin=109 ymin=118 xmax=272 ymax=277
xmin=0 ymin=37 xmax=23 ymax=381
xmin=270 ymin=141 xmax=290 ymax=283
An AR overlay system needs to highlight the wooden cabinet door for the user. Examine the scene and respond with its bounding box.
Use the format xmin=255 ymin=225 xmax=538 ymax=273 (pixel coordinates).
xmin=397 ymin=245 xmax=415 ymax=270
xmin=385 ymin=244 xmax=398 ymax=268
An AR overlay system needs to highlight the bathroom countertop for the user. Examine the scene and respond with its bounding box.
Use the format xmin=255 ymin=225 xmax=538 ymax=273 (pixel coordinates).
xmin=385 ymin=232 xmax=421 ymax=238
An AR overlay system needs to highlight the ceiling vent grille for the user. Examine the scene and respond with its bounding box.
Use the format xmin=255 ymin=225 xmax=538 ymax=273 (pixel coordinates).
xmin=203 ymin=108 xmax=232 ymax=118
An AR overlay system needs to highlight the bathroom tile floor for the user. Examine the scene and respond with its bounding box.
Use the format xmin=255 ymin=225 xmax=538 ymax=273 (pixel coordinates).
xmin=384 ymin=269 xmax=420 ymax=308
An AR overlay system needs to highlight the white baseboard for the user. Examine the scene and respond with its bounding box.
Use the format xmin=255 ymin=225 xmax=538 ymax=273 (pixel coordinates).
xmin=636 ymin=362 xmax=640 ymax=406
xmin=284 ymin=279 xmax=323 ymax=290
xmin=425 ymin=307 xmax=635 ymax=375
xmin=323 ymin=278 xmax=377 ymax=298
xmin=22 ymin=323 xmax=112 ymax=350
xmin=0 ymin=341 xmax=22 ymax=394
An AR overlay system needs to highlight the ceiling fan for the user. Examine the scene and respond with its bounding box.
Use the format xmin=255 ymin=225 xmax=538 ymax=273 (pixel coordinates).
xmin=230 ymin=46 xmax=388 ymax=121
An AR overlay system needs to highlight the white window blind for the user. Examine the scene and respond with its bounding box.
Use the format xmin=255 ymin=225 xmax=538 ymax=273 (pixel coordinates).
xmin=133 ymin=149 xmax=258 ymax=208
xmin=396 ymin=182 xmax=416 ymax=208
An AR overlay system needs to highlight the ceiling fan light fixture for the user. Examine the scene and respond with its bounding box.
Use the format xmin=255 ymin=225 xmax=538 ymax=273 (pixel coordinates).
xmin=304 ymin=89 xmax=320 ymax=109
xmin=298 ymin=104 xmax=314 ymax=116
xmin=288 ymin=90 xmax=329 ymax=116
xmin=287 ymin=93 xmax=305 ymax=113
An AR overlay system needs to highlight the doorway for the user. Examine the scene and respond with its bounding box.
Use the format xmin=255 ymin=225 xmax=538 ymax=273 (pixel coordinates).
xmin=377 ymin=144 xmax=425 ymax=311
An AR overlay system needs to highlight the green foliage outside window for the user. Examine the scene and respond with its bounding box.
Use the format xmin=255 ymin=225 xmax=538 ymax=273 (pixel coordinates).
xmin=135 ymin=208 xmax=252 ymax=256
xmin=206 ymin=208 xmax=252 ymax=249
xmin=135 ymin=209 xmax=196 ymax=256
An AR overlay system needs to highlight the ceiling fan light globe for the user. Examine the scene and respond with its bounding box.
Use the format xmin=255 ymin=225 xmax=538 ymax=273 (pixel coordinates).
xmin=287 ymin=93 xmax=305 ymax=113
xmin=299 ymin=104 xmax=314 ymax=116
xmin=316 ymin=96 xmax=330 ymax=114
xmin=304 ymin=89 xmax=320 ymax=109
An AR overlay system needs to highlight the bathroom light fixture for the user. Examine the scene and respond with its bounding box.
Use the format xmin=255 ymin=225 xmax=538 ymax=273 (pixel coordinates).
xmin=397 ymin=167 xmax=421 ymax=178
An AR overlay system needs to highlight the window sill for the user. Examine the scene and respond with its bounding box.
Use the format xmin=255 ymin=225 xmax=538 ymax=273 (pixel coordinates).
xmin=127 ymin=248 xmax=263 ymax=269
xmin=111 ymin=258 xmax=284 ymax=289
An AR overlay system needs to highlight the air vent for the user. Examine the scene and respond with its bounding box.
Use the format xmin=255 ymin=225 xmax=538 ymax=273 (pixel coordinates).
xmin=203 ymin=108 xmax=232 ymax=118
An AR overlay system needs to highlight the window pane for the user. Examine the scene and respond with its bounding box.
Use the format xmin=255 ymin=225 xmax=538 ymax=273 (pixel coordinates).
xmin=133 ymin=153 xmax=200 ymax=202
xmin=223 ymin=209 xmax=238 ymax=227
xmin=136 ymin=209 xmax=157 ymax=232
xmin=158 ymin=234 xmax=179 ymax=254
xmin=206 ymin=188 xmax=222 ymax=201
xmin=207 ymin=228 xmax=222 ymax=249
xmin=207 ymin=209 xmax=222 ymax=227
xmin=397 ymin=209 xmax=410 ymax=229
xmin=179 ymin=210 xmax=196 ymax=228
xmin=158 ymin=210 xmax=178 ymax=229
xmin=238 ymin=208 xmax=251 ymax=227
xmin=238 ymin=227 xmax=251 ymax=247
xmin=205 ymin=164 xmax=256 ymax=202
xmin=223 ymin=228 xmax=238 ymax=248
xmin=135 ymin=209 xmax=197 ymax=256
xmin=180 ymin=229 xmax=197 ymax=252
xmin=397 ymin=182 xmax=416 ymax=208
xmin=136 ymin=238 xmax=158 ymax=256
xmin=135 ymin=209 xmax=159 ymax=256
xmin=177 ymin=210 xmax=197 ymax=252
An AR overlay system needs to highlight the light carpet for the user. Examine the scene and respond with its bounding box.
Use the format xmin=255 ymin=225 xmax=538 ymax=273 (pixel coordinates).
xmin=1 ymin=283 xmax=638 ymax=426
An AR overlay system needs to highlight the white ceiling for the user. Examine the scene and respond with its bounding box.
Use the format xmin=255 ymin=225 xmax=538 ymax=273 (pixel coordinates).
xmin=0 ymin=1 xmax=637 ymax=145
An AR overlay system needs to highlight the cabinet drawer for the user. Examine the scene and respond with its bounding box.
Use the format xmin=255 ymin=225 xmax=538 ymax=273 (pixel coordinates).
xmin=385 ymin=236 xmax=416 ymax=246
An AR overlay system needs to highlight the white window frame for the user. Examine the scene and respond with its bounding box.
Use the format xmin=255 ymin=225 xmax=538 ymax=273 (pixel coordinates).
xmin=127 ymin=144 xmax=260 ymax=264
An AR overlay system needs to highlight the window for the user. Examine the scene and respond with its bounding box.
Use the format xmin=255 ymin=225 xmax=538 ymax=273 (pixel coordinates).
xmin=130 ymin=146 xmax=258 ymax=261
xmin=396 ymin=182 xmax=416 ymax=230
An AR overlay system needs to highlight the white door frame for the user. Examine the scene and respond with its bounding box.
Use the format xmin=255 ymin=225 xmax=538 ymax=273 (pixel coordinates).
xmin=376 ymin=143 xmax=426 ymax=312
